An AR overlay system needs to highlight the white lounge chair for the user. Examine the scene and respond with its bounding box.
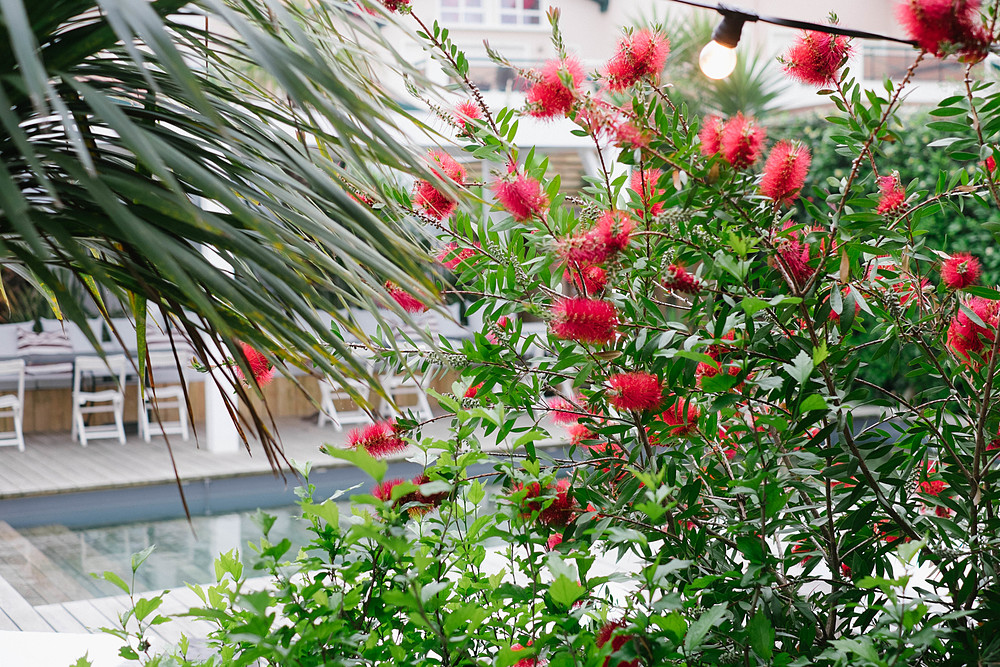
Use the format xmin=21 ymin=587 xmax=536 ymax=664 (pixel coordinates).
xmin=138 ymin=351 xmax=190 ymax=442
xmin=318 ymin=353 xmax=377 ymax=430
xmin=0 ymin=359 xmax=26 ymax=451
xmin=71 ymin=355 xmax=128 ymax=446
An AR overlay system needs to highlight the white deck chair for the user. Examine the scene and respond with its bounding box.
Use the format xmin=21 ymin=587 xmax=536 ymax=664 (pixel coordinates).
xmin=380 ymin=313 xmax=438 ymax=422
xmin=318 ymin=358 xmax=375 ymax=430
xmin=138 ymin=351 xmax=190 ymax=442
xmin=72 ymin=355 xmax=128 ymax=446
xmin=0 ymin=359 xmax=26 ymax=451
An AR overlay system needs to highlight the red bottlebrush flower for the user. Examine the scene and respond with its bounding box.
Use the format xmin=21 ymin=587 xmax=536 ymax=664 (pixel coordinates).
xmin=947 ymin=296 xmax=1000 ymax=366
xmin=780 ymin=30 xmax=852 ymax=86
xmin=567 ymin=422 xmax=596 ymax=447
xmin=706 ymin=330 xmax=736 ymax=359
xmin=397 ymin=473 xmax=448 ymax=516
xmin=464 ymin=382 xmax=484 ymax=399
xmin=557 ymin=232 xmax=610 ymax=265
xmin=760 ymin=140 xmax=811 ymax=206
xmin=526 ymin=57 xmax=585 ymax=119
xmin=379 ymin=0 xmax=409 ymax=12
xmin=516 ymin=479 xmax=577 ymax=526
xmin=235 ymin=342 xmax=274 ymax=387
xmin=550 ymin=297 xmax=618 ymax=345
xmin=699 ymin=115 xmax=725 ymax=157
xmin=594 ymin=210 xmax=634 ymax=255
xmin=607 ymin=372 xmax=662 ymax=411
xmin=512 ymin=642 xmax=540 ymax=667
xmin=941 ymin=252 xmax=981 ymax=289
xmin=453 ymin=100 xmax=482 ymax=133
xmin=385 ymin=281 xmax=428 ymax=313
xmin=373 ymin=478 xmax=405 ymax=501
xmin=792 ymin=540 xmax=815 ymax=564
xmin=720 ymin=113 xmax=766 ymax=169
xmin=657 ymin=397 xmax=699 ymax=438
xmin=546 ymin=534 xmax=564 ymax=551
xmin=876 ymin=174 xmax=907 ymax=215
xmin=548 ymin=395 xmax=584 ymax=424
xmin=875 ymin=521 xmax=912 ymax=544
xmin=596 ymin=620 xmax=638 ymax=667
xmin=493 ymin=168 xmax=549 ymax=222
xmin=436 ymin=242 xmax=479 ymax=270
xmin=896 ymin=0 xmax=989 ymax=59
xmin=629 ymin=168 xmax=665 ymax=217
xmin=604 ymin=28 xmax=670 ymax=91
xmin=771 ymin=223 xmax=816 ymax=287
xmin=987 ymin=155 xmax=997 ymax=172
xmin=614 ymin=120 xmax=650 ymax=148
xmin=662 ymin=264 xmax=701 ymax=294
xmin=413 ymin=151 xmax=465 ymax=220
xmin=841 ymin=563 xmax=853 ymax=578
xmin=566 ymin=263 xmax=608 ymax=294
xmin=348 ymin=420 xmax=407 ymax=458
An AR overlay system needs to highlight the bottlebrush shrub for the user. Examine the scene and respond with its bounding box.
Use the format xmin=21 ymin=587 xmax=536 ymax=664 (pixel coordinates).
xmin=146 ymin=6 xmax=1000 ymax=667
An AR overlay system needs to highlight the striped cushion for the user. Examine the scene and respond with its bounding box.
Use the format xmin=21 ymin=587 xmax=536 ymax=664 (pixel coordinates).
xmin=16 ymin=328 xmax=73 ymax=356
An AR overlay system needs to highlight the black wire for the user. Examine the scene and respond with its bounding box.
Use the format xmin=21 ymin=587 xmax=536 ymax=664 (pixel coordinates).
xmin=662 ymin=0 xmax=919 ymax=47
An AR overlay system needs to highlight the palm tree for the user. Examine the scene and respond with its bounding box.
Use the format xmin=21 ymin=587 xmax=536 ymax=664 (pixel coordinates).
xmin=0 ymin=0 xmax=437 ymax=463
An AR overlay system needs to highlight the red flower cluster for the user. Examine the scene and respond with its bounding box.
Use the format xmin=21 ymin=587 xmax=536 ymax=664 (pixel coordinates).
xmin=941 ymin=252 xmax=981 ymax=289
xmin=557 ymin=210 xmax=634 ymax=264
xmin=896 ymin=0 xmax=988 ymax=59
xmin=516 ymin=478 xmax=577 ymax=526
xmin=607 ymin=372 xmax=662 ymax=411
xmin=876 ymin=174 xmax=907 ymax=215
xmin=550 ymin=297 xmax=618 ymax=344
xmin=760 ymin=140 xmax=811 ymax=207
xmin=567 ymin=422 xmax=596 ymax=446
xmin=453 ymin=100 xmax=482 ymax=133
xmin=629 ymin=168 xmax=665 ymax=217
xmin=700 ymin=113 xmax=766 ymax=168
xmin=494 ymin=167 xmax=549 ymax=221
xmin=656 ymin=397 xmax=700 ymax=439
xmin=512 ymin=642 xmax=540 ymax=667
xmin=235 ymin=342 xmax=275 ymax=387
xmin=385 ymin=281 xmax=428 ymax=313
xmin=374 ymin=473 xmax=447 ymax=517
xmin=379 ymin=0 xmax=409 ymax=12
xmin=548 ymin=395 xmax=588 ymax=424
xmin=437 ymin=242 xmax=479 ymax=270
xmin=780 ymin=30 xmax=852 ymax=86
xmin=526 ymin=57 xmax=585 ymax=118
xmin=348 ymin=420 xmax=407 ymax=458
xmin=771 ymin=224 xmax=816 ymax=287
xmin=464 ymin=382 xmax=484 ymax=399
xmin=720 ymin=113 xmax=767 ymax=168
xmin=413 ymin=151 xmax=465 ymax=219
xmin=662 ymin=264 xmax=701 ymax=294
xmin=947 ymin=296 xmax=1000 ymax=367
xmin=596 ymin=620 xmax=638 ymax=667
xmin=919 ymin=464 xmax=952 ymax=517
xmin=604 ymin=28 xmax=670 ymax=91
xmin=699 ymin=115 xmax=724 ymax=157
xmin=566 ymin=264 xmax=608 ymax=293
xmin=614 ymin=119 xmax=650 ymax=149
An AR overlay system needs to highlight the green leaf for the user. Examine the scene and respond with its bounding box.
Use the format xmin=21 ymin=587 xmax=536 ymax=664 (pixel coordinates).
xmin=549 ymin=575 xmax=585 ymax=608
xmin=800 ymin=394 xmax=828 ymax=412
xmin=131 ymin=545 xmax=155 ymax=573
xmin=748 ymin=610 xmax=774 ymax=660
xmin=302 ymin=499 xmax=339 ymax=528
xmin=95 ymin=571 xmax=130 ymax=595
xmin=321 ymin=445 xmax=388 ymax=482
xmin=684 ymin=603 xmax=728 ymax=653
xmin=784 ymin=350 xmax=814 ymax=385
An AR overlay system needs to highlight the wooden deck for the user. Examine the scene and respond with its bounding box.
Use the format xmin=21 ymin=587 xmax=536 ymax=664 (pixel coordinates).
xmin=0 ymin=414 xmax=458 ymax=499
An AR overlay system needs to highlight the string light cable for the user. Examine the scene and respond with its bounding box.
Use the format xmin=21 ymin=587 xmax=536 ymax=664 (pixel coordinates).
xmin=662 ymin=0 xmax=920 ymax=78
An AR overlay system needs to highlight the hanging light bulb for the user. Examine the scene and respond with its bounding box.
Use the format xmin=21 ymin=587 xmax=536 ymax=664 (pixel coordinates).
xmin=699 ymin=9 xmax=751 ymax=80
xmin=699 ymin=41 xmax=738 ymax=79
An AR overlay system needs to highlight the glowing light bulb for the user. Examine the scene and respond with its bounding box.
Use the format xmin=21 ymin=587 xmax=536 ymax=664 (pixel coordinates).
xmin=699 ymin=40 xmax=738 ymax=79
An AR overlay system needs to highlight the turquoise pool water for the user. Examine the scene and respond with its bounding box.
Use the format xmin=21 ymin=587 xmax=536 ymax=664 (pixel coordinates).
xmin=18 ymin=505 xmax=315 ymax=604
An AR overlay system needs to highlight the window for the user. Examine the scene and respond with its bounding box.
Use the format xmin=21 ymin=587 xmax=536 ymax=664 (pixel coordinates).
xmin=440 ymin=0 xmax=544 ymax=27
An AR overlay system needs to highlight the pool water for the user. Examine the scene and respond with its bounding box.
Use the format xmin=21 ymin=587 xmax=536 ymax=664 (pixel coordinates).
xmin=16 ymin=506 xmax=315 ymax=604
